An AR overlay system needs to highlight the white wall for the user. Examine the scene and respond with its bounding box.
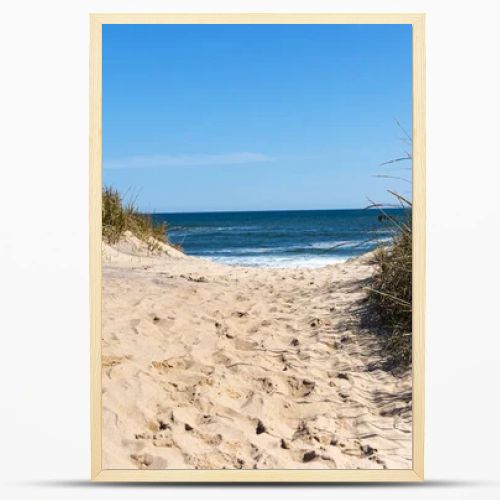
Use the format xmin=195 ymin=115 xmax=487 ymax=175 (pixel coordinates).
xmin=1 ymin=1 xmax=499 ymax=499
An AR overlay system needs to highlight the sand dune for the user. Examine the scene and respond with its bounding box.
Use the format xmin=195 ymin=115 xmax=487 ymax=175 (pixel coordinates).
xmin=101 ymin=235 xmax=412 ymax=470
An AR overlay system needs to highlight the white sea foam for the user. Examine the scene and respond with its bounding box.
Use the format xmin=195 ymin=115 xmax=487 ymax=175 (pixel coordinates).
xmin=208 ymin=254 xmax=348 ymax=269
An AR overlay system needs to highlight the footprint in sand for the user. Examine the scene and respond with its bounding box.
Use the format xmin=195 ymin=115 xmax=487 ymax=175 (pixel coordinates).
xmin=328 ymin=371 xmax=353 ymax=389
xmin=200 ymin=432 xmax=223 ymax=446
xmin=234 ymin=338 xmax=258 ymax=351
xmin=256 ymin=377 xmax=276 ymax=394
xmin=197 ymin=414 xmax=217 ymax=425
xmin=212 ymin=350 xmax=233 ymax=365
xmin=214 ymin=320 xmax=229 ymax=337
xmin=338 ymin=391 xmax=350 ymax=402
xmin=287 ymin=377 xmax=315 ymax=398
xmin=130 ymin=453 xmax=167 ymax=469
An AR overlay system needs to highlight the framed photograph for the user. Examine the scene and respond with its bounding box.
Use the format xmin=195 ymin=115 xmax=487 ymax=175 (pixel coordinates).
xmin=90 ymin=13 xmax=425 ymax=482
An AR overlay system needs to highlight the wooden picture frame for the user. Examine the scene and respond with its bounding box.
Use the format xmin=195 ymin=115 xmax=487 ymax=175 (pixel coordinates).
xmin=90 ymin=13 xmax=425 ymax=482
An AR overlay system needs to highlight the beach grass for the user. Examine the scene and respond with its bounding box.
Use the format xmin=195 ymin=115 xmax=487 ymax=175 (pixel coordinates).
xmin=366 ymin=192 xmax=412 ymax=369
xmin=102 ymin=187 xmax=179 ymax=251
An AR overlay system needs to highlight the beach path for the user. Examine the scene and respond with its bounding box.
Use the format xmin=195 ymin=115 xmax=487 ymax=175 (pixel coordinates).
xmin=101 ymin=237 xmax=412 ymax=470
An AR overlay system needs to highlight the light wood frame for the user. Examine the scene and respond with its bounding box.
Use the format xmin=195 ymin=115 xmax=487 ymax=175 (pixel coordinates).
xmin=90 ymin=13 xmax=425 ymax=482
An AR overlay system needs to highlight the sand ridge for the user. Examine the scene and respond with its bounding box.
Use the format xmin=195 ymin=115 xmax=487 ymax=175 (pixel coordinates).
xmin=102 ymin=237 xmax=412 ymax=470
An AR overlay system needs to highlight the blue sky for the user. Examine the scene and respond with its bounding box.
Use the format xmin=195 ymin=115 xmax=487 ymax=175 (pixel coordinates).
xmin=103 ymin=24 xmax=412 ymax=212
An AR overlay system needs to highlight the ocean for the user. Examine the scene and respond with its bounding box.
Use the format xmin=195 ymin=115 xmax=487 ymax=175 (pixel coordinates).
xmin=152 ymin=209 xmax=407 ymax=269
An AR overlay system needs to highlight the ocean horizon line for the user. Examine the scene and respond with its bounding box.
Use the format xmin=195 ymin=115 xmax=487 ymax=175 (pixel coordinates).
xmin=145 ymin=206 xmax=407 ymax=216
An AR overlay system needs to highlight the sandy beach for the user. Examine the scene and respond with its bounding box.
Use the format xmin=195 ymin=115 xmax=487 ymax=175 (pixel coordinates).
xmin=101 ymin=233 xmax=412 ymax=470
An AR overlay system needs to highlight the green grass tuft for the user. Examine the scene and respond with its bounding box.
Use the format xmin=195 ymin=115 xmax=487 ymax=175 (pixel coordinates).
xmin=102 ymin=187 xmax=179 ymax=252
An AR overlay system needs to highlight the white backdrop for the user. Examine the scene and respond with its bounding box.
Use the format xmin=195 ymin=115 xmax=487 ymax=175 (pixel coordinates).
xmin=1 ymin=0 xmax=499 ymax=498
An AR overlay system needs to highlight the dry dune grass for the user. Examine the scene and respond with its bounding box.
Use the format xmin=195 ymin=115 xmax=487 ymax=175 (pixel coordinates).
xmin=102 ymin=186 xmax=180 ymax=252
xmin=367 ymin=192 xmax=412 ymax=369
